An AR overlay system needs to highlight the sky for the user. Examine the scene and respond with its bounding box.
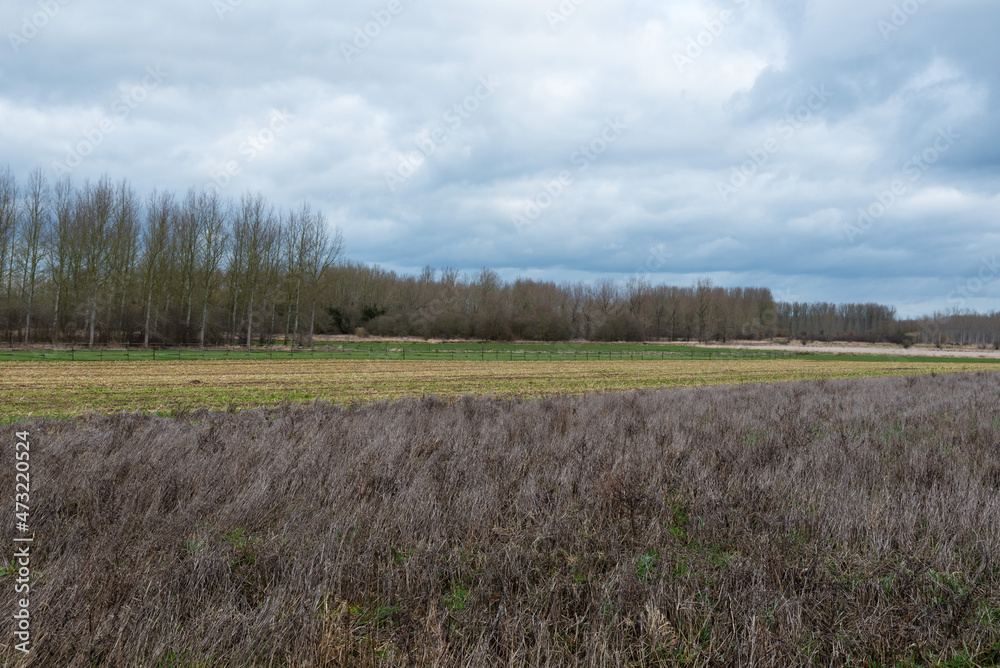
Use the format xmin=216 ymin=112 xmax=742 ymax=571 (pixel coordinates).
xmin=1 ymin=0 xmax=998 ymax=317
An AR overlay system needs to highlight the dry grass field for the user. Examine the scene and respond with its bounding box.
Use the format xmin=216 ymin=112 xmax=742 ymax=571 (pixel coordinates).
xmin=2 ymin=372 xmax=999 ymax=665
xmin=0 ymin=358 xmax=995 ymax=422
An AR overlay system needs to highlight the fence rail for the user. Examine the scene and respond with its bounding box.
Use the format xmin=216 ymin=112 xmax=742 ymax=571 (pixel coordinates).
xmin=0 ymin=343 xmax=802 ymax=363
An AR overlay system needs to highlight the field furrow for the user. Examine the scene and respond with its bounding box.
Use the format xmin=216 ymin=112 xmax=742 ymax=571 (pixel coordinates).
xmin=2 ymin=359 xmax=996 ymax=421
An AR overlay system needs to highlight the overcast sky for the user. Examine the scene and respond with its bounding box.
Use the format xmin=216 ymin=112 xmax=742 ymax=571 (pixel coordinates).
xmin=2 ymin=0 xmax=997 ymax=316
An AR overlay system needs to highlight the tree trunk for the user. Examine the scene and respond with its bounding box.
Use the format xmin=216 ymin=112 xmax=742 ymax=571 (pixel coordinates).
xmin=200 ymin=294 xmax=209 ymax=347
xmin=308 ymin=298 xmax=316 ymax=347
xmin=23 ymin=283 xmax=33 ymax=344
xmin=269 ymin=297 xmax=276 ymax=344
xmin=89 ymin=296 xmax=97 ymax=346
xmin=52 ymin=283 xmax=61 ymax=343
xmin=119 ymin=291 xmax=128 ymax=344
xmin=284 ymin=295 xmax=291 ymax=345
xmin=144 ymin=287 xmax=153 ymax=347
xmin=185 ymin=288 xmax=193 ymax=345
xmin=292 ymin=279 xmax=301 ymax=345
xmin=5 ymin=247 xmax=15 ymax=340
xmin=246 ymin=292 xmax=254 ymax=350
xmin=230 ymin=296 xmax=239 ymax=347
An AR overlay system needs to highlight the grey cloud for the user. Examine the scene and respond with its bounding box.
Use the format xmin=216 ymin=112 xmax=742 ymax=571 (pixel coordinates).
xmin=0 ymin=0 xmax=997 ymax=313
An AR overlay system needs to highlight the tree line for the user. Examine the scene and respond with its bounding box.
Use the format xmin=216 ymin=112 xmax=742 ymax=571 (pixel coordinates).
xmin=322 ymin=266 xmax=906 ymax=343
xmin=0 ymin=166 xmax=995 ymax=347
xmin=334 ymin=269 xmax=996 ymax=346
xmin=0 ymin=167 xmax=342 ymax=347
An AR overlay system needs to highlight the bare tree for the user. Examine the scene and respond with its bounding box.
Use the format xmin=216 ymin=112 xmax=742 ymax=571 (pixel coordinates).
xmin=106 ymin=180 xmax=141 ymax=341
xmin=48 ymin=177 xmax=76 ymax=342
xmin=232 ymin=193 xmax=279 ymax=349
xmin=282 ymin=204 xmax=311 ymax=345
xmin=695 ymin=278 xmax=715 ymax=343
xmin=196 ymin=190 xmax=229 ymax=347
xmin=624 ymin=275 xmax=651 ymax=320
xmin=302 ymin=210 xmax=343 ymax=346
xmin=0 ymin=167 xmax=17 ymax=339
xmin=593 ymin=278 xmax=619 ymax=320
xmin=141 ymin=191 xmax=174 ymax=346
xmin=19 ymin=168 xmax=49 ymax=343
xmin=79 ymin=176 xmax=115 ymax=345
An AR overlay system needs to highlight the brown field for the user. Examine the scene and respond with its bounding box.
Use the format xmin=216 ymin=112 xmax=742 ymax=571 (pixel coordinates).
xmin=3 ymin=372 xmax=999 ymax=665
xmin=1 ymin=359 xmax=996 ymax=422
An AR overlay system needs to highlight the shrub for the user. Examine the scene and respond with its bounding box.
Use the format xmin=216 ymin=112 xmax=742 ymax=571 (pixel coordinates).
xmin=592 ymin=315 xmax=644 ymax=342
xmin=9 ymin=373 xmax=1000 ymax=665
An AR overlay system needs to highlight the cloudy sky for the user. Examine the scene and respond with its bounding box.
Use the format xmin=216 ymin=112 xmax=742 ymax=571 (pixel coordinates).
xmin=2 ymin=0 xmax=997 ymax=316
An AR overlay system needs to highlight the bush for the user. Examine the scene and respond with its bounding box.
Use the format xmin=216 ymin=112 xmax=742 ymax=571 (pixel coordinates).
xmin=428 ymin=312 xmax=472 ymax=339
xmin=592 ymin=315 xmax=644 ymax=342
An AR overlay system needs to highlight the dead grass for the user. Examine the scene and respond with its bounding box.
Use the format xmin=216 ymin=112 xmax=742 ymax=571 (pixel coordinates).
xmin=0 ymin=359 xmax=993 ymax=421
xmin=1 ymin=372 xmax=1000 ymax=665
